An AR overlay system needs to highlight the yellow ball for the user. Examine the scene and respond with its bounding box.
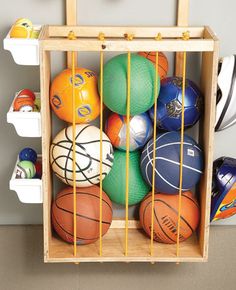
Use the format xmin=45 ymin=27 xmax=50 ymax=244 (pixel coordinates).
xmin=50 ymin=68 xmax=101 ymax=123
xmin=15 ymin=18 xmax=33 ymax=28
xmin=10 ymin=25 xmax=31 ymax=38
xmin=10 ymin=18 xmax=33 ymax=38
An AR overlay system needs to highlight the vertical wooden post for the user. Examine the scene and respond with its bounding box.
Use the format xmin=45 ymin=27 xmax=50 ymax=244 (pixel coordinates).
xmin=40 ymin=47 xmax=52 ymax=262
xmin=66 ymin=0 xmax=77 ymax=68
xmin=199 ymin=27 xmax=219 ymax=259
xmin=175 ymin=0 xmax=189 ymax=76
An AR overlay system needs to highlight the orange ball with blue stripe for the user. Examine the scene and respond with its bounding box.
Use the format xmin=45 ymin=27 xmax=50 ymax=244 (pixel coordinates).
xmin=50 ymin=68 xmax=100 ymax=124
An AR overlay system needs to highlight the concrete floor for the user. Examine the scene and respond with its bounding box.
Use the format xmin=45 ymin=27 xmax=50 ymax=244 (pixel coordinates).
xmin=0 ymin=226 xmax=235 ymax=290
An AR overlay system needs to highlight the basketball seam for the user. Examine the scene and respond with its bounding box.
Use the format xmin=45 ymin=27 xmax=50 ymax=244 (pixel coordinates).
xmin=55 ymin=200 xmax=112 ymax=225
xmin=147 ymin=156 xmax=203 ymax=174
xmin=141 ymin=141 xmax=202 ymax=167
xmin=154 ymin=199 xmax=195 ymax=233
xmin=142 ymin=200 xmax=176 ymax=243
xmin=51 ymin=154 xmax=91 ymax=172
xmin=154 ymin=206 xmax=176 ymax=243
xmin=54 ymin=171 xmax=107 ymax=184
xmin=52 ymin=211 xmax=98 ymax=241
xmin=143 ymin=198 xmax=195 ymax=241
xmin=56 ymin=191 xmax=113 ymax=213
xmin=181 ymin=193 xmax=200 ymax=209
xmin=51 ymin=141 xmax=113 ymax=168
xmin=141 ymin=132 xmax=171 ymax=163
xmin=65 ymin=126 xmax=94 ymax=185
xmin=76 ymin=139 xmax=111 ymax=145
xmin=145 ymin=158 xmax=189 ymax=191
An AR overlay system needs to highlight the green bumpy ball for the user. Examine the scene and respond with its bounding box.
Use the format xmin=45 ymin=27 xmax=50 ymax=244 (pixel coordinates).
xmin=102 ymin=150 xmax=150 ymax=205
xmin=101 ymin=53 xmax=160 ymax=116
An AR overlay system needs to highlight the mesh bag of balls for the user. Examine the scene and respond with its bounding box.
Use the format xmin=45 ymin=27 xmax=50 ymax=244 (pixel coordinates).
xmin=16 ymin=148 xmax=42 ymax=179
xmin=49 ymin=52 xmax=203 ymax=245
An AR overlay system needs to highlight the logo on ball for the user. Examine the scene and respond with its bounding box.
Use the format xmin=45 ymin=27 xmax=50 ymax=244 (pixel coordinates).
xmin=172 ymin=77 xmax=185 ymax=88
xmin=70 ymin=74 xmax=85 ymax=87
xmin=220 ymin=200 xmax=236 ymax=212
xmin=166 ymin=99 xmax=182 ymax=118
xmin=77 ymin=105 xmax=92 ymax=117
xmin=52 ymin=95 xmax=62 ymax=109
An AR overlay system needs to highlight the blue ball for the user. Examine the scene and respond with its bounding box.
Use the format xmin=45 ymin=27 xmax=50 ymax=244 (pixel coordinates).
xmin=19 ymin=147 xmax=37 ymax=164
xmin=149 ymin=77 xmax=203 ymax=131
xmin=140 ymin=131 xmax=203 ymax=194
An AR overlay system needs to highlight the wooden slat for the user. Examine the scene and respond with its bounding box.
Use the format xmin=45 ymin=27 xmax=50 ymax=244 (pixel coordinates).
xmin=203 ymin=26 xmax=219 ymax=41
xmin=175 ymin=0 xmax=189 ymax=76
xmin=66 ymin=0 xmax=77 ymax=68
xmin=39 ymin=25 xmax=49 ymax=41
xmin=111 ymin=219 xmax=140 ymax=229
xmin=177 ymin=0 xmax=189 ymax=26
xmin=199 ymin=33 xmax=219 ymax=259
xmin=41 ymin=38 xmax=214 ymax=52
xmin=47 ymin=230 xmax=204 ymax=263
xmin=40 ymin=48 xmax=52 ymax=263
xmin=48 ymin=25 xmax=204 ymax=39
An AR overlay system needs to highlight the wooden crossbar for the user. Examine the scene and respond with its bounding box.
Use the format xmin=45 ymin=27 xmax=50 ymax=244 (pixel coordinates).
xmin=40 ymin=38 xmax=214 ymax=52
xmin=48 ymin=26 xmax=204 ymax=39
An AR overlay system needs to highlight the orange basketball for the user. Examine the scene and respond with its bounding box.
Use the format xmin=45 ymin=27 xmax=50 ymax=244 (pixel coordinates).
xmin=13 ymin=96 xmax=34 ymax=112
xmin=139 ymin=191 xmax=200 ymax=244
xmin=138 ymin=52 xmax=168 ymax=79
xmin=50 ymin=68 xmax=100 ymax=124
xmin=51 ymin=186 xmax=113 ymax=245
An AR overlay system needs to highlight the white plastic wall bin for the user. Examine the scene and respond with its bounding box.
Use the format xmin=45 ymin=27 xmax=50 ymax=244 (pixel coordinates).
xmin=3 ymin=25 xmax=41 ymax=65
xmin=9 ymin=155 xmax=43 ymax=204
xmin=7 ymin=92 xmax=41 ymax=137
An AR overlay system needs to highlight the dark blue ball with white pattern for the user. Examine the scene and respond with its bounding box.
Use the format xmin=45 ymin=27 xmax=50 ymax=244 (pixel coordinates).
xmin=149 ymin=77 xmax=203 ymax=131
xmin=140 ymin=132 xmax=204 ymax=194
xmin=19 ymin=147 xmax=37 ymax=164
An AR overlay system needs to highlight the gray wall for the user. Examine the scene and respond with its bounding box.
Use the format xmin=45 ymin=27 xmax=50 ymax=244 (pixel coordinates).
xmin=1 ymin=0 xmax=236 ymax=225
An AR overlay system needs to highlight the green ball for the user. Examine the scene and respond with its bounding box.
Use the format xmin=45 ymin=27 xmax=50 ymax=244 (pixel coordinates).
xmin=16 ymin=160 xmax=36 ymax=179
xmin=101 ymin=53 xmax=160 ymax=116
xmin=102 ymin=150 xmax=150 ymax=205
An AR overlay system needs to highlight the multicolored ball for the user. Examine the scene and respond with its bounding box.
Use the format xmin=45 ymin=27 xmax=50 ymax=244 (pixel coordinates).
xmin=13 ymin=97 xmax=34 ymax=112
xmin=105 ymin=112 xmax=153 ymax=151
xmin=16 ymin=89 xmax=36 ymax=101
xmin=16 ymin=161 xmax=36 ymax=179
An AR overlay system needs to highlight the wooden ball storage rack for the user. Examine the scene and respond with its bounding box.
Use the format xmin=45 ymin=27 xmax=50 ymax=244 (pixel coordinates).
xmin=39 ymin=0 xmax=219 ymax=263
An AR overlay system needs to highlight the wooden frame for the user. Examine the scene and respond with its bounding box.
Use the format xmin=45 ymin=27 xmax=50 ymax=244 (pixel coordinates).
xmin=176 ymin=0 xmax=189 ymax=76
xmin=64 ymin=0 xmax=190 ymax=72
xmin=40 ymin=25 xmax=219 ymax=263
xmin=66 ymin=0 xmax=77 ymax=67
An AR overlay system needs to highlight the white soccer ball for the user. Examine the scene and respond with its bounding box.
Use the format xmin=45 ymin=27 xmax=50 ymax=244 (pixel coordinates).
xmin=50 ymin=124 xmax=114 ymax=187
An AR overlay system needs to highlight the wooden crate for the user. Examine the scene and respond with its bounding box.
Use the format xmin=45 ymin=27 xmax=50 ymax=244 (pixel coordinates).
xmin=39 ymin=25 xmax=219 ymax=263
